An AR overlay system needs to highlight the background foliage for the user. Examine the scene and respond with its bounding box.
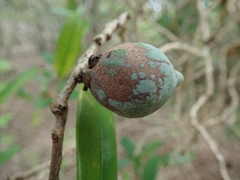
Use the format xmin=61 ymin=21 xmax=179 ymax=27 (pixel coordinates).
xmin=0 ymin=0 xmax=240 ymax=180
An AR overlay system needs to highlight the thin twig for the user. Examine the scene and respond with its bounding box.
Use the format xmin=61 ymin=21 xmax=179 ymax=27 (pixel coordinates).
xmin=143 ymin=8 xmax=181 ymax=42
xmin=205 ymin=64 xmax=240 ymax=127
xmin=48 ymin=12 xmax=130 ymax=180
xmin=123 ymin=0 xmax=146 ymax=41
xmin=227 ymin=0 xmax=240 ymax=21
xmin=160 ymin=41 xmax=203 ymax=57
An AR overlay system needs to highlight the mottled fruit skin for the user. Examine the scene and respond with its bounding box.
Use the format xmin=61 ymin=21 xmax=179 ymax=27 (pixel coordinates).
xmin=83 ymin=42 xmax=184 ymax=118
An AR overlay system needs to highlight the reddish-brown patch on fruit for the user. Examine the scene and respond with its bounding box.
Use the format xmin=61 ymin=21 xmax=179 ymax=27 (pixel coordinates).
xmin=90 ymin=43 xmax=166 ymax=106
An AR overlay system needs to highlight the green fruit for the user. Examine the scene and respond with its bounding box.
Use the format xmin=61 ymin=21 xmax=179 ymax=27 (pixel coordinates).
xmin=83 ymin=42 xmax=184 ymax=118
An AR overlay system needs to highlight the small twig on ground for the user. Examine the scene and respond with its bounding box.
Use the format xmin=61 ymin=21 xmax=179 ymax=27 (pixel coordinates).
xmin=190 ymin=96 xmax=232 ymax=180
xmin=48 ymin=12 xmax=130 ymax=180
xmin=9 ymin=143 xmax=76 ymax=180
xmin=8 ymin=161 xmax=50 ymax=180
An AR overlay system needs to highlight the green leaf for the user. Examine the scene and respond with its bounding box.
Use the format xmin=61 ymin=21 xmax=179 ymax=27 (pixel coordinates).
xmin=118 ymin=158 xmax=131 ymax=169
xmin=0 ymin=113 xmax=13 ymax=128
xmin=76 ymin=85 xmax=117 ymax=180
xmin=141 ymin=141 xmax=164 ymax=156
xmin=0 ymin=82 xmax=7 ymax=92
xmin=41 ymin=51 xmax=54 ymax=64
xmin=32 ymin=109 xmax=41 ymax=126
xmin=67 ymin=0 xmax=77 ymax=11
xmin=142 ymin=155 xmax=160 ymax=180
xmin=170 ymin=151 xmax=195 ymax=166
xmin=0 ymin=134 xmax=16 ymax=146
xmin=121 ymin=137 xmax=136 ymax=158
xmin=17 ymin=87 xmax=33 ymax=99
xmin=157 ymin=12 xmax=173 ymax=31
xmin=0 ymin=59 xmax=12 ymax=73
xmin=122 ymin=173 xmax=131 ymax=180
xmin=0 ymin=146 xmax=21 ymax=166
xmin=0 ymin=67 xmax=38 ymax=107
xmin=69 ymin=88 xmax=79 ymax=100
xmin=34 ymin=97 xmax=52 ymax=109
xmin=159 ymin=154 xmax=169 ymax=167
xmin=54 ymin=12 xmax=89 ymax=78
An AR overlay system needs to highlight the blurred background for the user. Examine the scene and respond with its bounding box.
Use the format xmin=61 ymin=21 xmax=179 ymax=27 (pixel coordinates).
xmin=0 ymin=0 xmax=240 ymax=179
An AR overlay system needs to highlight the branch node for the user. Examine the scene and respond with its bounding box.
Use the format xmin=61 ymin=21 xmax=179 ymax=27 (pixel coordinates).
xmin=50 ymin=100 xmax=68 ymax=118
xmin=106 ymin=33 xmax=112 ymax=41
xmin=51 ymin=130 xmax=58 ymax=140
xmin=74 ymin=70 xmax=84 ymax=83
xmin=93 ymin=36 xmax=103 ymax=45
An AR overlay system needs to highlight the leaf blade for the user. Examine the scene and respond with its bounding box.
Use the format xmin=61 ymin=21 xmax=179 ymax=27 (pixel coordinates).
xmin=0 ymin=67 xmax=38 ymax=107
xmin=76 ymin=85 xmax=117 ymax=180
xmin=54 ymin=12 xmax=88 ymax=78
xmin=142 ymin=155 xmax=160 ymax=180
xmin=120 ymin=137 xmax=136 ymax=158
xmin=0 ymin=146 xmax=21 ymax=166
